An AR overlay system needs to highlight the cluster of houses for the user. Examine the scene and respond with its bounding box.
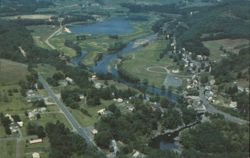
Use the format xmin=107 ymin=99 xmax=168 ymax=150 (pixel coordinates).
xmin=26 ymin=90 xmax=43 ymax=103
xmin=204 ymin=85 xmax=215 ymax=103
xmin=185 ymin=96 xmax=206 ymax=114
xmin=89 ymin=75 xmax=106 ymax=89
xmin=27 ymin=107 xmax=47 ymax=120
xmin=186 ymin=75 xmax=199 ymax=90
xmin=4 ymin=114 xmax=23 ymax=133
xmin=81 ymin=1 xmax=101 ymax=9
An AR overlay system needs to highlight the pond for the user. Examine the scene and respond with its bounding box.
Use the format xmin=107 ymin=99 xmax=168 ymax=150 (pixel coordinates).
xmin=68 ymin=17 xmax=133 ymax=35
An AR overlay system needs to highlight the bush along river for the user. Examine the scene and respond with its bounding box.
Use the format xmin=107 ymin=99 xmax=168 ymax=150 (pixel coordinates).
xmin=149 ymin=117 xmax=202 ymax=151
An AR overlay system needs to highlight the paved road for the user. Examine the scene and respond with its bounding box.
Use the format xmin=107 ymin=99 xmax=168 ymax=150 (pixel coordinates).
xmin=199 ymin=87 xmax=249 ymax=125
xmin=38 ymin=74 xmax=94 ymax=145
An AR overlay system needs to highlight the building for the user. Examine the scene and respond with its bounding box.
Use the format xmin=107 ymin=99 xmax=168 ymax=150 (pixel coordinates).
xmin=97 ymin=109 xmax=106 ymax=115
xmin=17 ymin=121 xmax=23 ymax=127
xmin=29 ymin=139 xmax=43 ymax=144
xmin=65 ymin=77 xmax=74 ymax=84
xmin=32 ymin=152 xmax=40 ymax=158
xmin=92 ymin=129 xmax=98 ymax=135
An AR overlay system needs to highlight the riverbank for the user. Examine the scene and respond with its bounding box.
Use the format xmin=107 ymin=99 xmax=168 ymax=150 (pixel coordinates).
xmin=150 ymin=120 xmax=200 ymax=151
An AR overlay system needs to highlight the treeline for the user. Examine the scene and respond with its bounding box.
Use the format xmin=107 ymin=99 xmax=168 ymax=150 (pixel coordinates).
xmin=176 ymin=0 xmax=250 ymax=55
xmin=0 ymin=20 xmax=33 ymax=62
xmin=117 ymin=61 xmax=140 ymax=84
xmin=64 ymin=40 xmax=82 ymax=54
xmin=14 ymin=18 xmax=59 ymax=26
xmin=212 ymin=47 xmax=250 ymax=84
xmin=0 ymin=0 xmax=53 ymax=16
xmin=120 ymin=3 xmax=179 ymax=14
xmin=108 ymin=41 xmax=127 ymax=53
xmin=61 ymin=85 xmax=136 ymax=108
xmin=62 ymin=14 xmax=95 ymax=25
xmin=45 ymin=121 xmax=104 ymax=158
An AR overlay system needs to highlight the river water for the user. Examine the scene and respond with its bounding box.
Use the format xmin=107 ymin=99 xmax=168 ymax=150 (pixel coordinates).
xmin=68 ymin=17 xmax=133 ymax=35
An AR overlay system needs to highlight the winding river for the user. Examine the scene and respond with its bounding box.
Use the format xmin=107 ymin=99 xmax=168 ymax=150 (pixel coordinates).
xmin=68 ymin=17 xmax=185 ymax=149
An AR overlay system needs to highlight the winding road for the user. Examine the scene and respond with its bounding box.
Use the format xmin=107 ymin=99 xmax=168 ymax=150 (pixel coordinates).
xmin=45 ymin=20 xmax=63 ymax=50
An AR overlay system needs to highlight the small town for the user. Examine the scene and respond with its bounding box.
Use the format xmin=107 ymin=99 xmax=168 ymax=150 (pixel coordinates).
xmin=0 ymin=0 xmax=249 ymax=158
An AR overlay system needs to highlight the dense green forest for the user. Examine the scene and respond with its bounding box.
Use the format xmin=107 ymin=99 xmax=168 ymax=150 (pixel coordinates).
xmin=0 ymin=20 xmax=32 ymax=62
xmin=0 ymin=0 xmax=53 ymax=16
xmin=177 ymin=0 xmax=250 ymax=54
xmin=45 ymin=121 xmax=105 ymax=158
xmin=181 ymin=115 xmax=249 ymax=158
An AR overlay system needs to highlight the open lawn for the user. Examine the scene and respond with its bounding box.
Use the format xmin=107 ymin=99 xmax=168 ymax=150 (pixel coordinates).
xmin=35 ymin=64 xmax=58 ymax=79
xmin=0 ymin=59 xmax=29 ymax=85
xmin=27 ymin=25 xmax=59 ymax=41
xmin=50 ymin=34 xmax=77 ymax=57
xmin=24 ymin=138 xmax=50 ymax=158
xmin=69 ymin=100 xmax=113 ymax=126
xmin=33 ymin=113 xmax=72 ymax=130
xmin=0 ymin=140 xmax=17 ymax=158
xmin=0 ymin=85 xmax=32 ymax=137
xmin=27 ymin=25 xmax=60 ymax=50
xmin=28 ymin=25 xmax=59 ymax=50
xmin=0 ymin=85 xmax=32 ymax=114
xmin=203 ymin=38 xmax=250 ymax=62
xmin=121 ymin=39 xmax=174 ymax=88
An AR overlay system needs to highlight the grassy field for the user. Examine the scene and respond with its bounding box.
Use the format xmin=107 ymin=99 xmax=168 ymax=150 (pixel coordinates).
xmin=36 ymin=113 xmax=72 ymax=130
xmin=120 ymin=39 xmax=174 ymax=88
xmin=35 ymin=64 xmax=58 ymax=79
xmin=50 ymin=34 xmax=77 ymax=57
xmin=203 ymin=38 xmax=250 ymax=62
xmin=27 ymin=25 xmax=59 ymax=50
xmin=0 ymin=85 xmax=32 ymax=113
xmin=27 ymin=25 xmax=59 ymax=41
xmin=69 ymin=100 xmax=113 ymax=126
xmin=0 ymin=59 xmax=29 ymax=85
xmin=0 ymin=140 xmax=17 ymax=158
xmin=24 ymin=138 xmax=50 ymax=158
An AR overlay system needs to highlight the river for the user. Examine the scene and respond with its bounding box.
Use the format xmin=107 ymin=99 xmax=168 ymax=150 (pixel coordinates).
xmin=67 ymin=17 xmax=187 ymax=150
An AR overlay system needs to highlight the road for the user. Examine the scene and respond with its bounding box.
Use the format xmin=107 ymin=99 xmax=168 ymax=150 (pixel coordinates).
xmin=38 ymin=74 xmax=94 ymax=145
xmin=199 ymin=87 xmax=249 ymax=125
xmin=45 ymin=20 xmax=63 ymax=50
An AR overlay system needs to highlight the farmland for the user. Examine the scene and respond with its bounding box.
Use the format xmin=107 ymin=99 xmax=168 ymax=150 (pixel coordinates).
xmin=0 ymin=59 xmax=29 ymax=85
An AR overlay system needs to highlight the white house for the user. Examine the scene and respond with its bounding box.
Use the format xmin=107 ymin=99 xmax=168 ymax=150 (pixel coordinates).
xmin=65 ymin=77 xmax=74 ymax=84
xmin=117 ymin=98 xmax=123 ymax=103
xmin=30 ymin=139 xmax=43 ymax=144
xmin=97 ymin=109 xmax=106 ymax=115
xmin=32 ymin=152 xmax=40 ymax=158
xmin=229 ymin=101 xmax=237 ymax=109
xmin=92 ymin=129 xmax=98 ymax=135
xmin=17 ymin=121 xmax=24 ymax=127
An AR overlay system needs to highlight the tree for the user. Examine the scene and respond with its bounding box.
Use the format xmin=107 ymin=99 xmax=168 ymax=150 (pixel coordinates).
xmin=161 ymin=85 xmax=166 ymax=94
xmin=200 ymin=73 xmax=209 ymax=84
xmin=160 ymin=98 xmax=170 ymax=108
xmin=12 ymin=115 xmax=21 ymax=122
xmin=161 ymin=108 xmax=182 ymax=129
xmin=94 ymin=131 xmax=112 ymax=149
